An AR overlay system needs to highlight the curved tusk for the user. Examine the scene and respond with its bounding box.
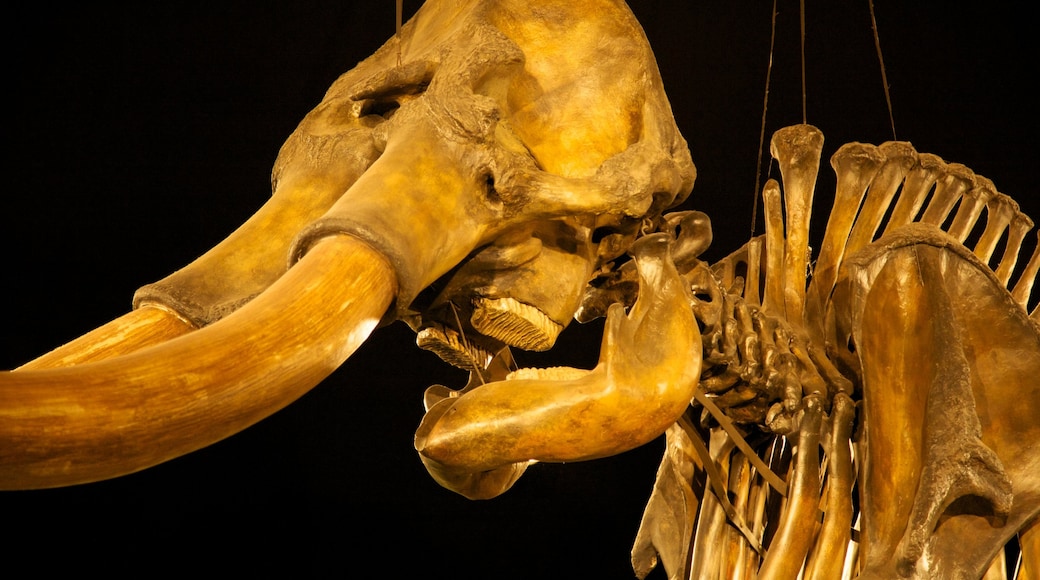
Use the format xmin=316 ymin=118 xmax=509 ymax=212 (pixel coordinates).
xmin=133 ymin=161 xmax=378 ymax=328
xmin=17 ymin=135 xmax=382 ymax=370
xmin=0 ymin=235 xmax=395 ymax=490
xmin=16 ymin=307 xmax=196 ymax=371
xmin=415 ymin=232 xmax=701 ymax=473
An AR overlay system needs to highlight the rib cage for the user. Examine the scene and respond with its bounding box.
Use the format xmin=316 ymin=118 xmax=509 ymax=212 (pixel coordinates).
xmin=716 ymin=127 xmax=1039 ymax=325
xmin=633 ymin=124 xmax=1037 ymax=579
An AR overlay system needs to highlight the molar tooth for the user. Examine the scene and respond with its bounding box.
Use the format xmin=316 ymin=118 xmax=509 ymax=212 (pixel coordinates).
xmin=416 ymin=232 xmax=701 ymax=472
xmin=505 ymin=366 xmax=587 ymax=381
xmin=416 ymin=323 xmax=496 ymax=371
xmin=470 ymin=296 xmax=562 ymax=351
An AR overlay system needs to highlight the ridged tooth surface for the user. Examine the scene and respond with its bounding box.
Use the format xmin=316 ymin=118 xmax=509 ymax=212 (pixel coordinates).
xmin=506 ymin=366 xmax=587 ymax=381
xmin=416 ymin=324 xmax=493 ymax=371
xmin=416 ymin=233 xmax=701 ymax=472
xmin=471 ymin=296 xmax=562 ymax=351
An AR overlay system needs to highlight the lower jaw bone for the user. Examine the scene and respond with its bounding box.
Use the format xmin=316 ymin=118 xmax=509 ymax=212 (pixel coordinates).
xmin=414 ymin=232 xmax=702 ymax=494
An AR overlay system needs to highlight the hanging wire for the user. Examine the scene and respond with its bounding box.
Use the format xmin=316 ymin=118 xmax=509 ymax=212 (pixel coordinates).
xmin=751 ymin=0 xmax=780 ymax=237
xmin=396 ymin=0 xmax=404 ymax=66
xmin=800 ymin=0 xmax=807 ymax=124
xmin=868 ymin=0 xmax=898 ymax=141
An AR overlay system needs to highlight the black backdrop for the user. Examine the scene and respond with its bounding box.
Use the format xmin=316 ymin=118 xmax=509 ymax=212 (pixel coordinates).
xmin=4 ymin=3 xmax=1034 ymax=578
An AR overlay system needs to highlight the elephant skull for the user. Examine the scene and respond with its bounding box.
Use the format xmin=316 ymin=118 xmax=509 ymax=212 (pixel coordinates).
xmin=0 ymin=0 xmax=698 ymax=490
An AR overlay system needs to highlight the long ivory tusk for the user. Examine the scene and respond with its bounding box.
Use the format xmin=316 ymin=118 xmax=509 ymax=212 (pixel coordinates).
xmin=17 ymin=306 xmax=196 ymax=370
xmin=17 ymin=163 xmax=381 ymax=370
xmin=133 ymin=168 xmax=378 ymax=327
xmin=0 ymin=235 xmax=395 ymax=490
xmin=415 ymin=232 xmax=701 ymax=471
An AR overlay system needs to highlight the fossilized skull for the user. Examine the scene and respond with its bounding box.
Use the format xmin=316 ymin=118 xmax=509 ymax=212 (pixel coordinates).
xmin=287 ymin=1 xmax=696 ymax=361
xmin=1 ymin=0 xmax=695 ymax=489
xmin=144 ymin=0 xmax=697 ymax=367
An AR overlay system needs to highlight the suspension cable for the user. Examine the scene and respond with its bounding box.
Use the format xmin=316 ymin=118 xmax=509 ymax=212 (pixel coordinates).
xmin=751 ymin=0 xmax=780 ymax=237
xmin=396 ymin=0 xmax=403 ymax=66
xmin=868 ymin=0 xmax=898 ymax=141
xmin=800 ymin=0 xmax=807 ymax=124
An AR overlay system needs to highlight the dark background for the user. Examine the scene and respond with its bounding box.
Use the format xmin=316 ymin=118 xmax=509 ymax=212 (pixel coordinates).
xmin=4 ymin=2 xmax=1034 ymax=578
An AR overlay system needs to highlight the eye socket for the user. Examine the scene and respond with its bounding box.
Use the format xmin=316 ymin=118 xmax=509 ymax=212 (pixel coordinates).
xmin=359 ymin=98 xmax=401 ymax=120
xmin=484 ymin=174 xmax=502 ymax=206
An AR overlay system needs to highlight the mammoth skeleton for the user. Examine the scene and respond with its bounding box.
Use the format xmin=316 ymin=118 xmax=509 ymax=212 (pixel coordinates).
xmin=4 ymin=1 xmax=1035 ymax=580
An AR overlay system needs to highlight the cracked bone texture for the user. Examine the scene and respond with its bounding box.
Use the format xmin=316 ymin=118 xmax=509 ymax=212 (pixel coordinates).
xmin=3 ymin=4 xmax=1039 ymax=579
xmin=415 ymin=232 xmax=702 ymax=490
xmin=288 ymin=0 xmax=694 ymax=327
xmin=615 ymin=125 xmax=1039 ymax=579
xmin=59 ymin=24 xmax=1040 ymax=580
